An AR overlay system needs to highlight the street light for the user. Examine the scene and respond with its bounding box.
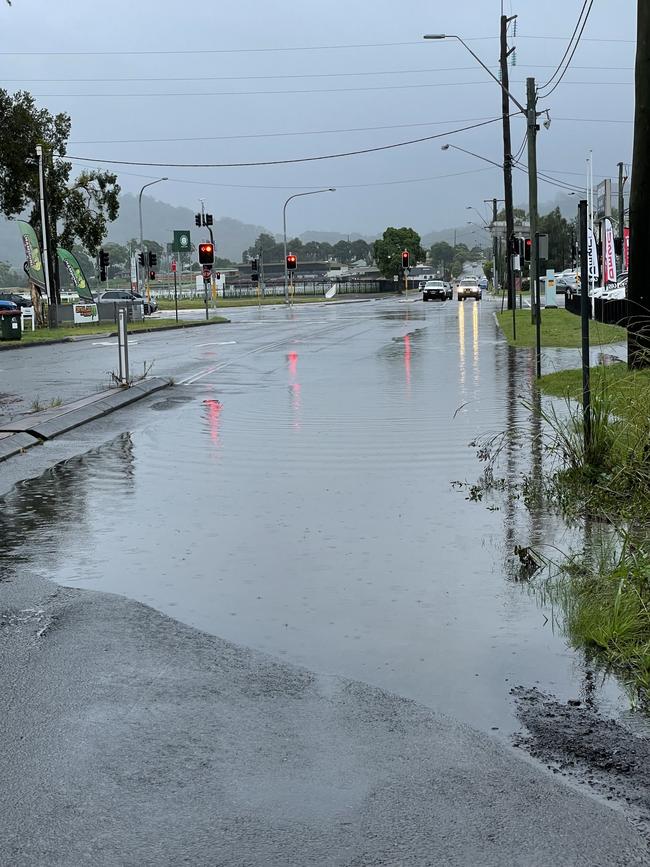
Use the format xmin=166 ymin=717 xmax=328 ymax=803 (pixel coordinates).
xmin=441 ymin=142 xmax=503 ymax=170
xmin=283 ymin=188 xmax=336 ymax=303
xmin=466 ymin=205 xmax=489 ymax=227
xmin=138 ymin=177 xmax=168 ymax=292
xmin=423 ymin=34 xmax=526 ymax=114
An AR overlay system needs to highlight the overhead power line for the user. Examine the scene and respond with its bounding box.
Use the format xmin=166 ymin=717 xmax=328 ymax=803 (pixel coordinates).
xmin=61 ymin=116 xmax=504 ymax=169
xmin=539 ymin=0 xmax=590 ymax=90
xmin=539 ymin=0 xmax=595 ymax=97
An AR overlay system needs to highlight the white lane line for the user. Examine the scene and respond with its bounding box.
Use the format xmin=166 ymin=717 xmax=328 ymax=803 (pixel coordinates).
xmin=195 ymin=341 xmax=237 ymax=347
xmin=92 ymin=341 xmax=138 ymax=346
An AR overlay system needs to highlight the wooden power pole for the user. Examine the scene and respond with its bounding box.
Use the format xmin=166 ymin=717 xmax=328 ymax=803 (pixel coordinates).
xmin=628 ymin=1 xmax=650 ymax=368
xmin=500 ymin=14 xmax=516 ymax=311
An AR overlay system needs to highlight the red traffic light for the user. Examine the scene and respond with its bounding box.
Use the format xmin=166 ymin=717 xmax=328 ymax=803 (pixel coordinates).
xmin=286 ymin=253 xmax=297 ymax=271
xmin=198 ymin=242 xmax=214 ymax=265
xmin=524 ymin=238 xmax=532 ymax=262
xmin=149 ymin=270 xmax=156 ymax=280
xmin=401 ymin=249 xmax=410 ymax=269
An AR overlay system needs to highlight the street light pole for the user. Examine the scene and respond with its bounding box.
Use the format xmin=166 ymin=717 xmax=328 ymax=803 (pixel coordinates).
xmin=138 ymin=177 xmax=167 ymax=293
xmin=283 ymin=188 xmax=335 ymax=304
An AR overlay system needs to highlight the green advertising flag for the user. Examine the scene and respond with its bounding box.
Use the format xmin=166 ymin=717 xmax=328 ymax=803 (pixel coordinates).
xmin=16 ymin=220 xmax=45 ymax=289
xmin=57 ymin=248 xmax=94 ymax=301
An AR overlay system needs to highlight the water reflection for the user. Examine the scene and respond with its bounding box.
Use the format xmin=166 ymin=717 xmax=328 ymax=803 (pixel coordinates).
xmin=458 ymin=302 xmax=466 ymax=389
xmin=403 ymin=334 xmax=411 ymax=393
xmin=203 ymin=398 xmax=223 ymax=447
xmin=287 ymin=350 xmax=301 ymax=431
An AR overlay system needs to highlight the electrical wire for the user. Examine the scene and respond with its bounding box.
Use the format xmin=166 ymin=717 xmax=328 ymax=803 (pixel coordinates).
xmin=538 ymin=0 xmax=590 ymax=90
xmin=61 ymin=116 xmax=504 ymax=169
xmin=538 ymin=0 xmax=595 ymax=97
xmin=512 ymin=130 xmax=528 ymax=164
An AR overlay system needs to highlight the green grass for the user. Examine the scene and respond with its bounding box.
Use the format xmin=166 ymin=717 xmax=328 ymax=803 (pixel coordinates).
xmin=539 ymin=363 xmax=650 ymax=420
xmin=496 ymin=308 xmax=627 ymax=348
xmin=11 ymin=317 xmax=228 ymax=344
xmin=157 ymin=295 xmax=337 ymax=310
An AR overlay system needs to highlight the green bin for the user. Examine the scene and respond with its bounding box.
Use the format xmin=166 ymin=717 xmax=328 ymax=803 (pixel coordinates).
xmin=0 ymin=310 xmax=22 ymax=341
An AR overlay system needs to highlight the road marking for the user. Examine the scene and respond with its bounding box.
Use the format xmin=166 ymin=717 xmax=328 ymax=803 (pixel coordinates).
xmin=196 ymin=341 xmax=237 ymax=347
xmin=92 ymin=341 xmax=138 ymax=347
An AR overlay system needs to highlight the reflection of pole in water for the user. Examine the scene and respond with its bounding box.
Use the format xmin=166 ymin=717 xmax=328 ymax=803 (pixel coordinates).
xmin=529 ymin=382 xmax=544 ymax=548
xmin=403 ymin=333 xmax=411 ymax=391
xmin=458 ymin=302 xmax=466 ymax=389
xmin=472 ymin=302 xmax=480 ymax=384
xmin=503 ymin=345 xmax=519 ymax=566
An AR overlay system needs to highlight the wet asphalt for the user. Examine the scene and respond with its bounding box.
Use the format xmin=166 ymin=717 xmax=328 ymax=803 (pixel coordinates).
xmin=0 ymin=295 xmax=646 ymax=864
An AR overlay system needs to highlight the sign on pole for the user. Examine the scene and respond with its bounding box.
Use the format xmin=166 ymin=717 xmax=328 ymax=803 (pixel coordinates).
xmin=172 ymin=230 xmax=191 ymax=254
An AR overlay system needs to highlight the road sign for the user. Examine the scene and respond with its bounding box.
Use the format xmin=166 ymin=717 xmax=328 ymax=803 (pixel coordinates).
xmin=202 ymin=266 xmax=212 ymax=280
xmin=173 ymin=230 xmax=191 ymax=253
xmin=171 ymin=260 xmax=177 ymax=273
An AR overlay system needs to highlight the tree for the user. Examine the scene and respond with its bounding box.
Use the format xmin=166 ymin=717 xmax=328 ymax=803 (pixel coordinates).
xmin=628 ymin=0 xmax=650 ymax=368
xmin=333 ymin=239 xmax=352 ymax=264
xmin=483 ymin=260 xmax=494 ymax=283
xmin=0 ymin=89 xmax=120 ymax=299
xmin=373 ymin=227 xmax=424 ymax=278
xmin=350 ymin=239 xmax=371 ymax=263
xmin=430 ymin=241 xmax=455 ymax=271
xmin=0 ymin=260 xmax=26 ymax=288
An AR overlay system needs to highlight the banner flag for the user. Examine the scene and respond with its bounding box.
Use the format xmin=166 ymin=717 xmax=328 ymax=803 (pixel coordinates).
xmin=130 ymin=254 xmax=138 ymax=291
xmin=603 ymin=218 xmax=617 ymax=285
xmin=624 ymin=227 xmax=630 ymax=271
xmin=587 ymin=228 xmax=600 ymax=284
xmin=16 ymin=220 xmax=45 ymax=289
xmin=57 ymin=248 xmax=94 ymax=301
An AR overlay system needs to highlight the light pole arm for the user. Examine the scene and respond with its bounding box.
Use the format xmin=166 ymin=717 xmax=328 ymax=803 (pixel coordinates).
xmin=283 ymin=188 xmax=335 ymax=303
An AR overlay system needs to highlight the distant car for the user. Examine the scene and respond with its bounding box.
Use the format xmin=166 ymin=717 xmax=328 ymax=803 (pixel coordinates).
xmin=422 ymin=279 xmax=451 ymax=301
xmin=99 ymin=289 xmax=157 ymax=315
xmin=0 ymin=292 xmax=32 ymax=308
xmin=457 ymin=277 xmax=481 ymax=301
xmin=0 ymin=299 xmax=18 ymax=310
xmin=478 ymin=276 xmax=488 ymax=291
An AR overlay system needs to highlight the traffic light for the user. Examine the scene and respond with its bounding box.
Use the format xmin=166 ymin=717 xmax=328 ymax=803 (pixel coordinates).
xmin=524 ymin=238 xmax=532 ymax=261
xmin=198 ymin=242 xmax=215 ymax=265
xmin=286 ymin=253 xmax=297 ymax=271
xmin=251 ymin=258 xmax=259 ymax=283
xmin=401 ymin=249 xmax=410 ymax=269
xmin=138 ymin=252 xmax=145 ymax=267
xmin=216 ymin=272 xmax=221 ymax=280
xmin=205 ymin=213 xmax=213 ymax=226
xmin=149 ymin=270 xmax=156 ymax=281
xmin=195 ymin=213 xmax=202 ymax=227
xmin=148 ymin=251 xmax=157 ymax=268
xmin=99 ymin=249 xmax=109 ymax=268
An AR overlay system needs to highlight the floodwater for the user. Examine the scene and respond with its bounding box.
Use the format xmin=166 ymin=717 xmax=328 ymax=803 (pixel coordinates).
xmin=0 ymin=297 xmax=635 ymax=735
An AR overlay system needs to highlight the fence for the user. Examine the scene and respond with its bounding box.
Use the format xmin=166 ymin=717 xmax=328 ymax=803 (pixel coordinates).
xmin=565 ymin=292 xmax=631 ymax=327
xmin=152 ymin=279 xmax=400 ymax=300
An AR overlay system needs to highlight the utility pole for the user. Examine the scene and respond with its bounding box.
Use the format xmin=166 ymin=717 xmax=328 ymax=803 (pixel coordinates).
xmin=500 ymin=14 xmax=516 ymax=311
xmin=488 ymin=197 xmax=498 ymax=289
xmin=527 ymin=77 xmax=539 ymax=325
xmin=628 ymin=0 xmax=650 ymax=368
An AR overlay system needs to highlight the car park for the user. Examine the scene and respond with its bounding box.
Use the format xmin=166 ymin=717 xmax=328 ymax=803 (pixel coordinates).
xmin=457 ymin=277 xmax=482 ymax=301
xmin=422 ymin=280 xmax=452 ymax=301
xmin=0 ymin=292 xmax=32 ymax=308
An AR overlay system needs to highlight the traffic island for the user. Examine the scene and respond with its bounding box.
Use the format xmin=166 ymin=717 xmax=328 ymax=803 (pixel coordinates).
xmin=0 ymin=378 xmax=170 ymax=462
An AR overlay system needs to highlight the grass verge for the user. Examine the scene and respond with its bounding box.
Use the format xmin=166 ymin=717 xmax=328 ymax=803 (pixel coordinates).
xmin=12 ymin=317 xmax=228 ymax=344
xmin=496 ymin=308 xmax=626 ymax=348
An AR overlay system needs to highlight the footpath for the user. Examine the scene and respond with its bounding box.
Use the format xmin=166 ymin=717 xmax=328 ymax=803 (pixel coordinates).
xmin=0 ymin=378 xmax=169 ymax=463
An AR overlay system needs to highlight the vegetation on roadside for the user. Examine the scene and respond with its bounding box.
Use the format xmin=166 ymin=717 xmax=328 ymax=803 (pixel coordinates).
xmin=11 ymin=317 xmax=228 ymax=344
xmin=496 ymin=308 xmax=627 ymax=348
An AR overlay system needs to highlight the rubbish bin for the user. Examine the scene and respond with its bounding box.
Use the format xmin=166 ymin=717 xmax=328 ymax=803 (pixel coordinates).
xmin=0 ymin=309 xmax=22 ymax=341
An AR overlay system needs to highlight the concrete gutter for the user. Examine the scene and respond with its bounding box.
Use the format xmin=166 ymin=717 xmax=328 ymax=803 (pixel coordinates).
xmin=0 ymin=377 xmax=169 ymax=462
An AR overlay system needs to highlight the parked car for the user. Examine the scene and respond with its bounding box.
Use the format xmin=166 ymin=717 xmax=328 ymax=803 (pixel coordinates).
xmin=457 ymin=277 xmax=482 ymax=301
xmin=422 ymin=279 xmax=452 ymax=301
xmin=99 ymin=289 xmax=157 ymax=315
xmin=0 ymin=292 xmax=32 ymax=308
xmin=0 ymin=299 xmax=18 ymax=310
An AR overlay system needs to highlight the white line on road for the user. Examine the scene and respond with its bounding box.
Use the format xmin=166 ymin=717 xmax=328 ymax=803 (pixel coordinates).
xmin=195 ymin=341 xmax=237 ymax=347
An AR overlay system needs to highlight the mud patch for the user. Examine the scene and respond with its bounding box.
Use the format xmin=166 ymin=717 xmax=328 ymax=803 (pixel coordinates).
xmin=513 ymin=686 xmax=650 ymax=835
xmin=150 ymin=395 xmax=194 ymax=412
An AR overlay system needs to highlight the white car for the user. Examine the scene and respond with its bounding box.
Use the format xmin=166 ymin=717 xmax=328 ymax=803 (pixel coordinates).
xmin=422 ymin=280 xmax=452 ymax=301
xmin=457 ymin=277 xmax=482 ymax=301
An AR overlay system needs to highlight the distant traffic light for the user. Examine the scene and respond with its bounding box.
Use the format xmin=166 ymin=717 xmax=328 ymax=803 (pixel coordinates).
xmin=401 ymin=249 xmax=410 ymax=269
xmin=251 ymin=258 xmax=259 ymax=283
xmin=205 ymin=213 xmax=213 ymax=226
xmin=99 ymin=248 xmax=109 ymax=282
xmin=149 ymin=270 xmax=156 ymax=281
xmin=148 ymin=251 xmax=157 ymax=268
xmin=286 ymin=253 xmax=297 ymax=271
xmin=195 ymin=213 xmax=202 ymax=227
xmin=524 ymin=238 xmax=532 ymax=262
xmin=138 ymin=252 xmax=145 ymax=267
xmin=198 ymin=242 xmax=215 ymax=265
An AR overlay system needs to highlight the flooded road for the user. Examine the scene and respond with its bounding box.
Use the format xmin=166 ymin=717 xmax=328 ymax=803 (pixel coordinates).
xmin=0 ymin=297 xmax=632 ymax=735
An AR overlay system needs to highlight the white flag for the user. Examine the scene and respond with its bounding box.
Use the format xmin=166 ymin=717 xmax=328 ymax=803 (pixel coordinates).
xmin=587 ymin=228 xmax=600 ymax=283
xmin=603 ymin=218 xmax=617 ymax=285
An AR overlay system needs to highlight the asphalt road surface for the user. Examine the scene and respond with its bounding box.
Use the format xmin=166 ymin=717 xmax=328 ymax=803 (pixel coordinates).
xmin=0 ymin=296 xmax=645 ymax=865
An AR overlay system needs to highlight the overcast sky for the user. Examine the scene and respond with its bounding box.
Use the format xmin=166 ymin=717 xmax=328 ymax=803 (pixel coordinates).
xmin=2 ymin=1 xmax=636 ymax=240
